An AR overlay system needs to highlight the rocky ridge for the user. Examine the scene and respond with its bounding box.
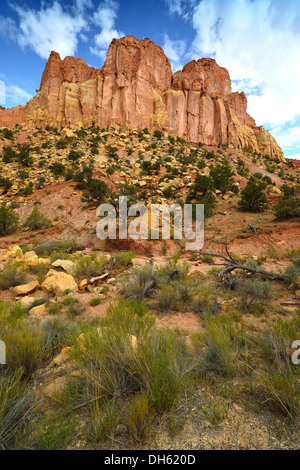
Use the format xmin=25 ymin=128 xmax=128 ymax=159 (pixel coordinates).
xmin=0 ymin=35 xmax=283 ymax=160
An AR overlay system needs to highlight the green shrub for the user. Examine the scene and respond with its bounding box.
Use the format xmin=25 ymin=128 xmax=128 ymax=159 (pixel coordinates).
xmin=0 ymin=204 xmax=19 ymax=236
xmin=24 ymin=207 xmax=51 ymax=231
xmin=123 ymin=392 xmax=153 ymax=441
xmin=2 ymin=128 xmax=14 ymax=140
xmin=114 ymin=251 xmax=136 ymax=267
xmin=67 ymin=150 xmax=81 ymax=162
xmin=49 ymin=162 xmax=65 ymax=177
xmin=0 ymin=369 xmax=35 ymax=449
xmin=89 ymin=298 xmax=102 ymax=307
xmin=122 ymin=262 xmax=158 ymax=301
xmin=285 ymin=264 xmax=300 ymax=284
xmin=209 ymin=161 xmax=234 ymax=194
xmin=73 ymin=254 xmax=105 ymax=280
xmin=203 ymin=314 xmax=243 ymax=377
xmin=239 ymin=180 xmax=267 ymax=212
xmin=0 ymin=176 xmax=13 ymax=190
xmin=274 ymin=184 xmax=300 ymax=219
xmin=56 ymin=140 xmax=68 ymax=149
xmin=239 ymin=280 xmax=272 ymax=312
xmin=0 ymin=263 xmax=27 ymax=290
xmin=81 ymin=178 xmax=110 ymax=205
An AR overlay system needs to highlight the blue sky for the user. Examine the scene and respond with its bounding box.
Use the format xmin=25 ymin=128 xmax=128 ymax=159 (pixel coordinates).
xmin=0 ymin=0 xmax=299 ymax=159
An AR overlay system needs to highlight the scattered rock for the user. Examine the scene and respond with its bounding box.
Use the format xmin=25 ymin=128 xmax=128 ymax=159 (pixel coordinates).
xmin=13 ymin=280 xmax=40 ymax=296
xmin=52 ymin=259 xmax=75 ymax=273
xmin=29 ymin=304 xmax=47 ymax=316
xmin=41 ymin=272 xmax=78 ymax=294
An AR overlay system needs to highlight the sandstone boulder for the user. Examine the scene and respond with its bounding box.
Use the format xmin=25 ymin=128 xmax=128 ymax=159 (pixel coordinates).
xmin=13 ymin=280 xmax=40 ymax=296
xmin=52 ymin=259 xmax=75 ymax=273
xmin=29 ymin=304 xmax=47 ymax=316
xmin=41 ymin=272 xmax=78 ymax=294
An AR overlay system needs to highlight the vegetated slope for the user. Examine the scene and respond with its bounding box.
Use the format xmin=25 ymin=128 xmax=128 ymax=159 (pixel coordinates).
xmin=0 ymin=125 xmax=299 ymax=451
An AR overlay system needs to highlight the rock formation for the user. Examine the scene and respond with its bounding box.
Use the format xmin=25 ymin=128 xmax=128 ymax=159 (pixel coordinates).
xmin=0 ymin=35 xmax=284 ymax=160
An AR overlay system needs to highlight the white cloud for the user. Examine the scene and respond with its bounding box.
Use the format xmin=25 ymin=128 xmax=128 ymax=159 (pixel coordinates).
xmin=165 ymin=0 xmax=184 ymax=15
xmin=8 ymin=1 xmax=88 ymax=59
xmin=0 ymin=16 xmax=18 ymax=42
xmin=6 ymin=84 xmax=32 ymax=106
xmin=75 ymin=0 xmax=93 ymax=12
xmin=90 ymin=0 xmax=124 ymax=59
xmin=165 ymin=0 xmax=197 ymax=18
xmin=163 ymin=34 xmax=186 ymax=72
xmin=188 ymin=0 xmax=300 ymax=128
xmin=271 ymin=125 xmax=300 ymax=150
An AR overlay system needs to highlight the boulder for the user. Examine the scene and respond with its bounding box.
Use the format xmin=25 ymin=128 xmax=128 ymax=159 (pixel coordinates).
xmin=29 ymin=304 xmax=47 ymax=316
xmin=13 ymin=280 xmax=40 ymax=296
xmin=41 ymin=272 xmax=78 ymax=294
xmin=51 ymin=259 xmax=75 ymax=273
xmin=60 ymin=128 xmax=78 ymax=143
xmin=21 ymin=251 xmax=39 ymax=267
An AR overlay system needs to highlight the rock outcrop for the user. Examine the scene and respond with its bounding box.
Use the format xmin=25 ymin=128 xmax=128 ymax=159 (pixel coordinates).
xmin=0 ymin=35 xmax=284 ymax=160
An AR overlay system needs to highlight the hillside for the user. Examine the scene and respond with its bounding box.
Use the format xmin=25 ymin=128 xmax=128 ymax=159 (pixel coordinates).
xmin=0 ymin=121 xmax=299 ymax=450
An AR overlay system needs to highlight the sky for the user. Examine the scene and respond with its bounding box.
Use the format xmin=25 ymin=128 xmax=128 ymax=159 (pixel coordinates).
xmin=0 ymin=0 xmax=299 ymax=159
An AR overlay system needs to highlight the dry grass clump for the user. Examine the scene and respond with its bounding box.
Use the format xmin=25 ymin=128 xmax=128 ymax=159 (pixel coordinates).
xmin=67 ymin=297 xmax=194 ymax=443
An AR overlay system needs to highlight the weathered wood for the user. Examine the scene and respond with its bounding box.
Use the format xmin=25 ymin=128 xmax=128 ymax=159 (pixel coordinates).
xmin=198 ymin=242 xmax=286 ymax=281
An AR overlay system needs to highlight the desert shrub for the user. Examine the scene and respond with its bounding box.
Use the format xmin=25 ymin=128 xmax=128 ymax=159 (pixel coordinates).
xmin=202 ymin=314 xmax=243 ymax=377
xmin=73 ymin=254 xmax=105 ymax=280
xmin=0 ymin=369 xmax=35 ymax=449
xmin=153 ymin=130 xmax=163 ymax=140
xmin=2 ymin=128 xmax=14 ymax=140
xmin=121 ymin=262 xmax=158 ymax=301
xmin=257 ymin=369 xmax=299 ymax=418
xmin=239 ymin=280 xmax=272 ymax=312
xmin=0 ymin=263 xmax=27 ymax=290
xmin=67 ymin=150 xmax=81 ymax=162
xmin=157 ymin=284 xmax=180 ymax=313
xmin=65 ymin=298 xmax=85 ymax=318
xmin=34 ymin=410 xmax=76 ymax=450
xmin=274 ymin=184 xmax=300 ymax=219
xmin=157 ymin=254 xmax=190 ymax=282
xmin=192 ymin=284 xmax=218 ymax=318
xmin=70 ymin=298 xmax=193 ymax=425
xmin=114 ymin=250 xmax=136 ymax=268
xmin=0 ymin=204 xmax=19 ymax=236
xmin=2 ymin=146 xmax=17 ymax=163
xmin=56 ymin=139 xmax=68 ymax=149
xmin=17 ymin=144 xmax=33 ymax=167
xmin=122 ymin=392 xmax=154 ymax=441
xmin=49 ymin=161 xmax=65 ymax=177
xmin=0 ymin=176 xmax=13 ymax=190
xmin=256 ymin=324 xmax=299 ymax=417
xmin=0 ymin=307 xmax=46 ymax=379
xmin=36 ymin=177 xmax=45 ymax=189
xmin=90 ymin=146 xmax=99 ymax=155
xmin=89 ymin=402 xmax=119 ymax=443
xmin=48 ymin=303 xmax=63 ymax=315
xmin=81 ymin=179 xmax=110 ymax=205
xmin=24 ymin=207 xmax=51 ymax=231
xmin=239 ymin=180 xmax=267 ymax=212
xmin=209 ymin=161 xmax=234 ymax=194
xmin=33 ymin=240 xmax=81 ymax=257
xmin=285 ymin=264 xmax=300 ymax=284
xmin=90 ymin=298 xmax=102 ymax=307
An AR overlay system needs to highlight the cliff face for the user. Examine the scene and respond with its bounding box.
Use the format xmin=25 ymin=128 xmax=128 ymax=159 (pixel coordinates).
xmin=0 ymin=35 xmax=284 ymax=160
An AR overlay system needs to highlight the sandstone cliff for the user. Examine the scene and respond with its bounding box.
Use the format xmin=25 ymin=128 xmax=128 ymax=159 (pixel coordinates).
xmin=0 ymin=35 xmax=284 ymax=160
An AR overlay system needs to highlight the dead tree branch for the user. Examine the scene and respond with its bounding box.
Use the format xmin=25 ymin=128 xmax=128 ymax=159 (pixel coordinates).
xmin=199 ymin=243 xmax=285 ymax=281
